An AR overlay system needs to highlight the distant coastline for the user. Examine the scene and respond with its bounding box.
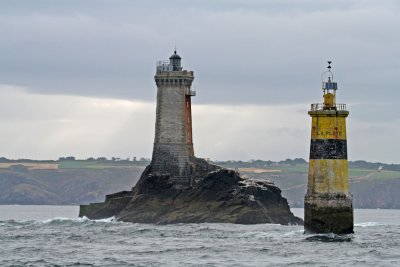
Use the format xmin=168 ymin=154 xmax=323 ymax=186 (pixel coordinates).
xmin=1 ymin=157 xmax=399 ymax=209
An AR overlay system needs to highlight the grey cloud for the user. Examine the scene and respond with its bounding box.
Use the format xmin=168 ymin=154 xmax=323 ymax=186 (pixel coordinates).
xmin=0 ymin=0 xmax=399 ymax=105
xmin=349 ymin=103 xmax=400 ymax=123
xmin=1 ymin=1 xmax=400 ymax=164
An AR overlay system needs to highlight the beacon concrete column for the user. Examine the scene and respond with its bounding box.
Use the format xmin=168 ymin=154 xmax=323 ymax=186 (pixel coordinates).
xmin=304 ymin=63 xmax=354 ymax=234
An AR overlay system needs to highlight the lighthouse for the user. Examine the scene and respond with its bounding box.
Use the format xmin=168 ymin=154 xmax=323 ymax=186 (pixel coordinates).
xmin=304 ymin=62 xmax=354 ymax=234
xmin=151 ymin=50 xmax=196 ymax=189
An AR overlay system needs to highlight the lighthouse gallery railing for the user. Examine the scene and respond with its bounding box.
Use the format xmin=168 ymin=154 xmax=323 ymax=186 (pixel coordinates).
xmin=310 ymin=103 xmax=347 ymax=111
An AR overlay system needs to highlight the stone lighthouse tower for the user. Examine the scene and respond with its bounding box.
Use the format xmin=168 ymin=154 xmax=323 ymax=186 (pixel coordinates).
xmin=304 ymin=62 xmax=354 ymax=234
xmin=151 ymin=50 xmax=196 ymax=188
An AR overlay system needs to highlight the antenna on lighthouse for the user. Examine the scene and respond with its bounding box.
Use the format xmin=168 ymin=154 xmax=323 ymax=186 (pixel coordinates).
xmin=326 ymin=61 xmax=333 ymax=81
xmin=321 ymin=60 xmax=338 ymax=109
xmin=322 ymin=60 xmax=334 ymax=82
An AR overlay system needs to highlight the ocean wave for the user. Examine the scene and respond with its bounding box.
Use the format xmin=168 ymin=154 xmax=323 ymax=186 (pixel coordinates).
xmin=282 ymin=229 xmax=304 ymax=237
xmin=0 ymin=219 xmax=32 ymax=226
xmin=354 ymin=222 xmax=383 ymax=227
xmin=40 ymin=216 xmax=119 ymax=225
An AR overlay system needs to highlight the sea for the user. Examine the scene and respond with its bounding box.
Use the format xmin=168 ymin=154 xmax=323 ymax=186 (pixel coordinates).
xmin=0 ymin=206 xmax=399 ymax=267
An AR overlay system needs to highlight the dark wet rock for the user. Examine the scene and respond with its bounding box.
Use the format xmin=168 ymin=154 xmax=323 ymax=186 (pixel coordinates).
xmin=304 ymin=193 xmax=353 ymax=234
xmin=80 ymin=160 xmax=303 ymax=225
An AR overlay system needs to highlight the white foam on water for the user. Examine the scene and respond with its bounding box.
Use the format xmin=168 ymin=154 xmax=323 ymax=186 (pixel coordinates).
xmin=41 ymin=217 xmax=88 ymax=223
xmin=41 ymin=216 xmax=117 ymax=224
xmin=93 ymin=216 xmax=117 ymax=223
xmin=354 ymin=222 xmax=383 ymax=227
xmin=282 ymin=229 xmax=304 ymax=237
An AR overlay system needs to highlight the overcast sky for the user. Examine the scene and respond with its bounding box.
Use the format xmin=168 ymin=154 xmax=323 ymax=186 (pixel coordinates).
xmin=0 ymin=0 xmax=399 ymax=162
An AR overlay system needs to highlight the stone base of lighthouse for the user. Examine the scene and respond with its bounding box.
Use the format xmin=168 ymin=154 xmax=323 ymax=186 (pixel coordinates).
xmin=304 ymin=193 xmax=353 ymax=234
xmin=151 ymin=143 xmax=195 ymax=189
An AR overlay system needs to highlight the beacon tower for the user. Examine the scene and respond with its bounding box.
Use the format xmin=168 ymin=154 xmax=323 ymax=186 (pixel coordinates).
xmin=151 ymin=50 xmax=196 ymax=188
xmin=304 ymin=62 xmax=354 ymax=234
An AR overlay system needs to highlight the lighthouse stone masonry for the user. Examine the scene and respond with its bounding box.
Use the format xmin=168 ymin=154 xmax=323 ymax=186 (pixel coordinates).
xmin=152 ymin=51 xmax=196 ymax=188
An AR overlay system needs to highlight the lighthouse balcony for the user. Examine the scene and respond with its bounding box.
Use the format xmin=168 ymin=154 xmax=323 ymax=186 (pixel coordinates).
xmin=185 ymin=88 xmax=196 ymax=96
xmin=156 ymin=59 xmax=183 ymax=72
xmin=156 ymin=60 xmax=173 ymax=72
xmin=310 ymin=103 xmax=347 ymax=111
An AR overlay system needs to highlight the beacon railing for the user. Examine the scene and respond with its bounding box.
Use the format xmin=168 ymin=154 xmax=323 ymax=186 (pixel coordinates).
xmin=310 ymin=103 xmax=347 ymax=111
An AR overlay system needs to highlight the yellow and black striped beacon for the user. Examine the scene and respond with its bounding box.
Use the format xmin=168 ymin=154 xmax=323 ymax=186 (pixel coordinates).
xmin=304 ymin=61 xmax=354 ymax=234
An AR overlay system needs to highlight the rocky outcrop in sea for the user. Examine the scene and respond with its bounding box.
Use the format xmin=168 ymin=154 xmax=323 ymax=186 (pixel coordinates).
xmin=80 ymin=158 xmax=303 ymax=225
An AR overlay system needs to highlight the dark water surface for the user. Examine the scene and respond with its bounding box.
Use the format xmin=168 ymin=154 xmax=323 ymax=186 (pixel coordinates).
xmin=0 ymin=206 xmax=399 ymax=266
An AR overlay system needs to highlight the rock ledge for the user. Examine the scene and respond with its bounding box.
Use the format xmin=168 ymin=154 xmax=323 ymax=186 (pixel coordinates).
xmin=80 ymin=161 xmax=303 ymax=225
